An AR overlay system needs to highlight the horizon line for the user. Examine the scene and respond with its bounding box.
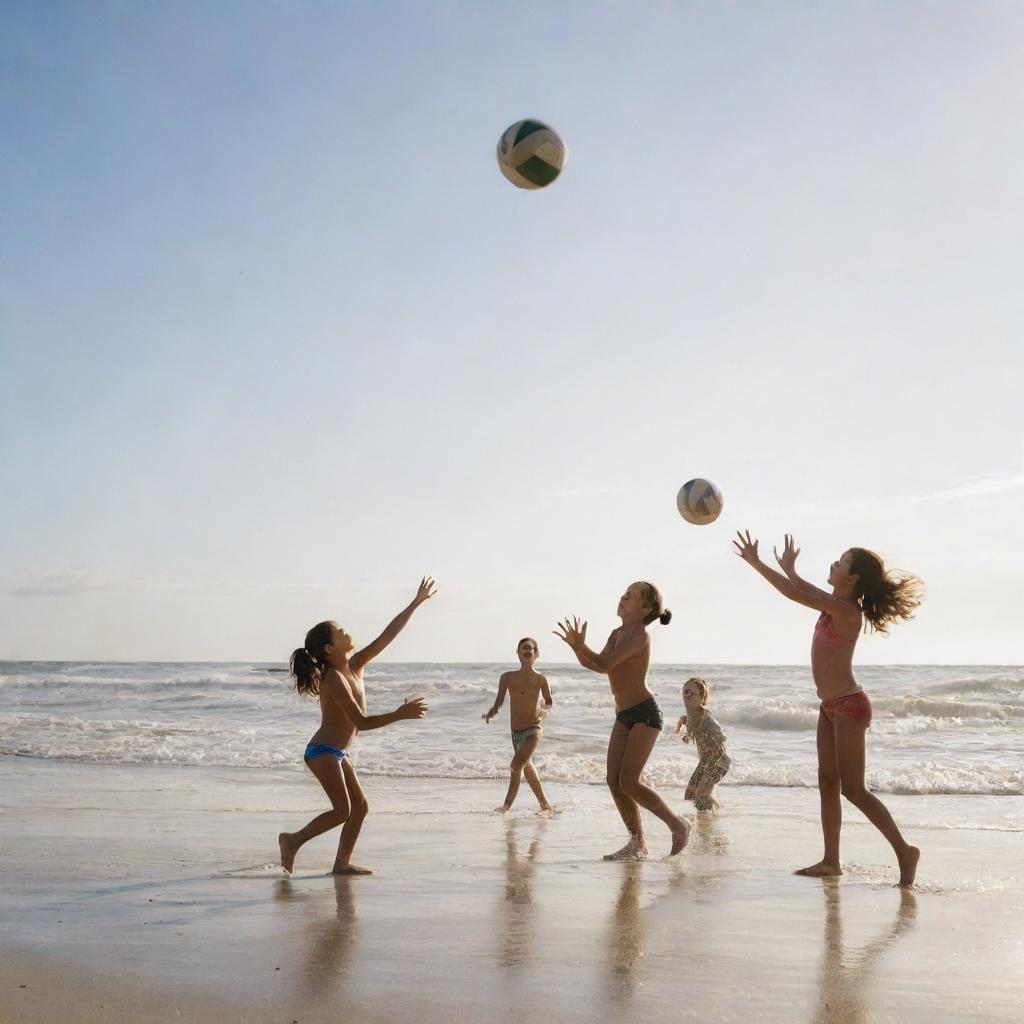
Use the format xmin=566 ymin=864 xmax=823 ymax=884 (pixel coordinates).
xmin=1 ymin=659 xmax=1020 ymax=669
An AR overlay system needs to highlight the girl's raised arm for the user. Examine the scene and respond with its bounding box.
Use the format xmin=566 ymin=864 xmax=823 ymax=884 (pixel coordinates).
xmin=734 ymin=531 xmax=852 ymax=618
xmin=350 ymin=577 xmax=436 ymax=674
xmin=773 ymin=533 xmax=841 ymax=607
xmin=554 ymin=617 xmax=648 ymax=674
xmin=554 ymin=616 xmax=600 ymax=671
xmin=323 ymin=670 xmax=426 ymax=731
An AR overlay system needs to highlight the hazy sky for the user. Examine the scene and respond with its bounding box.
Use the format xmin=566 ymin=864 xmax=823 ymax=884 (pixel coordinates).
xmin=2 ymin=2 xmax=1022 ymax=664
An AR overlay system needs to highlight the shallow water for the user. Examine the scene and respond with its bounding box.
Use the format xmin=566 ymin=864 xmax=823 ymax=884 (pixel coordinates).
xmin=1 ymin=661 xmax=1021 ymax=796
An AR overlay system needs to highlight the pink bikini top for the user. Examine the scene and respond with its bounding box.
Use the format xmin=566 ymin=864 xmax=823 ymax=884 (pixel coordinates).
xmin=813 ymin=613 xmax=857 ymax=652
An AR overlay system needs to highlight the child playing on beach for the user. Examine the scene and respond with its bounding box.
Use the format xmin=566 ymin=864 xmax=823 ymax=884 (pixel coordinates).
xmin=675 ymin=677 xmax=730 ymax=812
xmin=277 ymin=577 xmax=436 ymax=876
xmin=734 ymin=532 xmax=923 ymax=886
xmin=483 ymin=637 xmax=554 ymax=813
xmin=555 ymin=582 xmax=691 ymax=861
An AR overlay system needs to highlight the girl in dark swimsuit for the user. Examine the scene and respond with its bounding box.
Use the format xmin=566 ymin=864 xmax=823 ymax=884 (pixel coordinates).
xmin=555 ymin=581 xmax=690 ymax=861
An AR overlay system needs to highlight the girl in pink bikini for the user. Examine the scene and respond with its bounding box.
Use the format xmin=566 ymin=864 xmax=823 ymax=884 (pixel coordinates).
xmin=733 ymin=532 xmax=924 ymax=886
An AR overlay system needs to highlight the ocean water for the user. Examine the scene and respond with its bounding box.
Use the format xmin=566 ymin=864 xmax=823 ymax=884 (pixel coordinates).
xmin=1 ymin=661 xmax=1021 ymax=798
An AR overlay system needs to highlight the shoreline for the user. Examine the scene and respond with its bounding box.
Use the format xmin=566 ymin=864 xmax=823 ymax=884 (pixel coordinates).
xmin=3 ymin=750 xmax=1022 ymax=802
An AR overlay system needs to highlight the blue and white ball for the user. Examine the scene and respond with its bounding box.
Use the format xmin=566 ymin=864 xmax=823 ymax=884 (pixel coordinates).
xmin=496 ymin=119 xmax=567 ymax=190
xmin=677 ymin=478 xmax=724 ymax=526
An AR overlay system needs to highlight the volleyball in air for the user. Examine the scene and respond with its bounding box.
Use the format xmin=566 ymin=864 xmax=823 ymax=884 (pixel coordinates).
xmin=677 ymin=478 xmax=724 ymax=526
xmin=496 ymin=119 xmax=566 ymax=189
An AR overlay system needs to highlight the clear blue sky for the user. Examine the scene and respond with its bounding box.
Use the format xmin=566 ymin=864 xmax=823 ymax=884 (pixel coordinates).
xmin=2 ymin=2 xmax=1022 ymax=663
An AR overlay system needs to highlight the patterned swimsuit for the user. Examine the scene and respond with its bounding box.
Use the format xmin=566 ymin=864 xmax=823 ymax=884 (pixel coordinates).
xmin=511 ymin=721 xmax=541 ymax=752
xmin=685 ymin=711 xmax=730 ymax=810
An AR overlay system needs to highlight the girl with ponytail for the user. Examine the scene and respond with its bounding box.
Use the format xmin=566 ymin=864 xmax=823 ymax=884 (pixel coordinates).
xmin=278 ymin=577 xmax=436 ymax=876
xmin=734 ymin=532 xmax=924 ymax=886
xmin=554 ymin=581 xmax=691 ymax=861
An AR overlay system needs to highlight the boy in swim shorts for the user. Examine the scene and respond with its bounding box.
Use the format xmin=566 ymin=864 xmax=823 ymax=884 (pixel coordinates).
xmin=483 ymin=637 xmax=554 ymax=813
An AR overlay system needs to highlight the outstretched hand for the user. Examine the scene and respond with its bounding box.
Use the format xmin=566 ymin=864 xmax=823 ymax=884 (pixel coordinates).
xmin=400 ymin=696 xmax=428 ymax=720
xmin=413 ymin=577 xmax=437 ymax=605
xmin=774 ymin=533 xmax=801 ymax=577
xmin=553 ymin=615 xmax=587 ymax=651
xmin=733 ymin=530 xmax=760 ymax=565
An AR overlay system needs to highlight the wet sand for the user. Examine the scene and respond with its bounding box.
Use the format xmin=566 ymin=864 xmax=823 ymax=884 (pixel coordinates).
xmin=1 ymin=756 xmax=1021 ymax=1023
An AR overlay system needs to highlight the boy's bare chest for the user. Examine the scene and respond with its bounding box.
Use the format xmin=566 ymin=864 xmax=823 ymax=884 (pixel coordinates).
xmin=509 ymin=679 xmax=540 ymax=700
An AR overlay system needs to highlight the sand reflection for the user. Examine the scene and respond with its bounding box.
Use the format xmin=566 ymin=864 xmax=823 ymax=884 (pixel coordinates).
xmin=691 ymin=811 xmax=730 ymax=856
xmin=500 ymin=817 xmax=546 ymax=968
xmin=813 ymin=883 xmax=917 ymax=1023
xmin=605 ymin=864 xmax=645 ymax=1004
xmin=275 ymin=876 xmax=358 ymax=996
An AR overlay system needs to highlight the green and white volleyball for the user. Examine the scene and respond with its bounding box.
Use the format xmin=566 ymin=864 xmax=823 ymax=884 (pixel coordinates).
xmin=496 ymin=119 xmax=566 ymax=189
xmin=677 ymin=478 xmax=724 ymax=526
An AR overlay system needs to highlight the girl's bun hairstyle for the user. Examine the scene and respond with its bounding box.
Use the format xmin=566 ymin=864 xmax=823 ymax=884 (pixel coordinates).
xmin=638 ymin=581 xmax=671 ymax=626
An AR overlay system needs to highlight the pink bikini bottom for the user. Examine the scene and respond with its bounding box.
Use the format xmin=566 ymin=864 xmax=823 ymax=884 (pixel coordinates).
xmin=820 ymin=690 xmax=872 ymax=727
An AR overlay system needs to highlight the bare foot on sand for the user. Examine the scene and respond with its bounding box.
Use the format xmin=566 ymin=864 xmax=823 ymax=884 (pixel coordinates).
xmin=795 ymin=860 xmax=843 ymax=878
xmin=332 ymin=863 xmax=373 ymax=876
xmin=669 ymin=816 xmax=691 ymax=857
xmin=603 ymin=836 xmax=648 ymax=862
xmin=897 ymin=845 xmax=921 ymax=887
xmin=279 ymin=832 xmax=297 ymax=874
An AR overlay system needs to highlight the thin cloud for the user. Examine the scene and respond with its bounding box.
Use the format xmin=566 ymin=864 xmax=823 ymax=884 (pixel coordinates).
xmin=143 ymin=578 xmax=344 ymax=593
xmin=752 ymin=469 xmax=1024 ymax=520
xmin=550 ymin=484 xmax=623 ymax=500
xmin=7 ymin=571 xmax=348 ymax=598
xmin=906 ymin=471 xmax=1024 ymax=505
xmin=10 ymin=569 xmax=124 ymax=598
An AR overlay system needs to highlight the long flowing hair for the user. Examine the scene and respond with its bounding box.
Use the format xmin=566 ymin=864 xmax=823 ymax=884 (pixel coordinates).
xmin=849 ymin=549 xmax=924 ymax=635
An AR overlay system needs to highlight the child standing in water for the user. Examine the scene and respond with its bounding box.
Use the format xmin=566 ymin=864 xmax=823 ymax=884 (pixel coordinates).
xmin=675 ymin=677 xmax=730 ymax=812
xmin=555 ymin=582 xmax=691 ymax=860
xmin=278 ymin=578 xmax=436 ymax=876
xmin=483 ymin=637 xmax=554 ymax=813
xmin=734 ymin=532 xmax=923 ymax=886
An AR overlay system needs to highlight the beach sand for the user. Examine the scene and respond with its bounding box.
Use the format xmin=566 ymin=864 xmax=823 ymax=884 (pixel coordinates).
xmin=1 ymin=755 xmax=1021 ymax=1023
